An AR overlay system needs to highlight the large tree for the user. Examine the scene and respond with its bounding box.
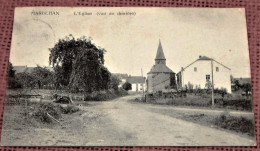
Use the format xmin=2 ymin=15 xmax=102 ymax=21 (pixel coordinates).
xmin=49 ymin=35 xmax=111 ymax=93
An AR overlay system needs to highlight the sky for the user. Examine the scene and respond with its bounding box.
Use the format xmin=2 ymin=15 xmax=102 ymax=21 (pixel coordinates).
xmin=10 ymin=7 xmax=251 ymax=78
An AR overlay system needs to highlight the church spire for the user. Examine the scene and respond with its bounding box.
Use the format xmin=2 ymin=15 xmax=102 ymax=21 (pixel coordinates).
xmin=155 ymin=40 xmax=166 ymax=65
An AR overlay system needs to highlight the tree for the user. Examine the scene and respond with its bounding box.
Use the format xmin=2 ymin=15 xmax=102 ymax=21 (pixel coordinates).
xmin=49 ymin=35 xmax=111 ymax=93
xmin=16 ymin=72 xmax=37 ymax=89
xmin=240 ymin=83 xmax=251 ymax=96
xmin=109 ymin=75 xmax=121 ymax=90
xmin=31 ymin=66 xmax=54 ymax=89
xmin=122 ymin=82 xmax=132 ymax=91
xmin=7 ymin=62 xmax=22 ymax=89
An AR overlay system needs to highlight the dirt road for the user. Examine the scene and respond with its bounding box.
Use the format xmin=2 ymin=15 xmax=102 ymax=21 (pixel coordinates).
xmin=1 ymin=94 xmax=256 ymax=146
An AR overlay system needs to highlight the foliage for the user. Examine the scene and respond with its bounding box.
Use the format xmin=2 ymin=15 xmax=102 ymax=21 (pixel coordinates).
xmin=122 ymin=82 xmax=132 ymax=91
xmin=32 ymin=102 xmax=62 ymax=123
xmin=31 ymin=66 xmax=54 ymax=89
xmin=84 ymin=88 xmax=128 ymax=101
xmin=7 ymin=62 xmax=22 ymax=89
xmin=232 ymin=79 xmax=252 ymax=95
xmin=214 ymin=112 xmax=255 ymax=136
xmin=49 ymin=35 xmax=111 ymax=93
xmin=184 ymin=82 xmax=194 ymax=93
xmin=16 ymin=72 xmax=37 ymax=89
xmin=109 ymin=75 xmax=121 ymax=90
xmin=215 ymin=95 xmax=252 ymax=111
xmin=205 ymin=81 xmax=212 ymax=90
xmin=14 ymin=66 xmax=54 ymax=89
xmin=59 ymin=105 xmax=79 ymax=114
xmin=170 ymin=73 xmax=177 ymax=89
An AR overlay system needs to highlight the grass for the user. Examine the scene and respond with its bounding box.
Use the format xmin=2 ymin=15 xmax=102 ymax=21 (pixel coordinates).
xmin=214 ymin=112 xmax=255 ymax=136
xmin=84 ymin=88 xmax=128 ymax=101
xmin=145 ymin=93 xmax=253 ymax=111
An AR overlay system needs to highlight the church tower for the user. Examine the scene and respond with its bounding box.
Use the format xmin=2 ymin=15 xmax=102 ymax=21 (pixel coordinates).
xmin=155 ymin=40 xmax=166 ymax=65
xmin=147 ymin=40 xmax=176 ymax=94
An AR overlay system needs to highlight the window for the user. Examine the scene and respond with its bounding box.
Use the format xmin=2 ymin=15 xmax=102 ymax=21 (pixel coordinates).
xmin=206 ymin=75 xmax=210 ymax=82
xmin=194 ymin=67 xmax=197 ymax=72
xmin=216 ymin=67 xmax=219 ymax=72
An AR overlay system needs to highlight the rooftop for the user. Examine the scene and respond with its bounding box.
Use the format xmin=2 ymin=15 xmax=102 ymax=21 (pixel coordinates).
xmin=126 ymin=76 xmax=146 ymax=84
xmin=148 ymin=63 xmax=174 ymax=74
xmin=155 ymin=40 xmax=166 ymax=60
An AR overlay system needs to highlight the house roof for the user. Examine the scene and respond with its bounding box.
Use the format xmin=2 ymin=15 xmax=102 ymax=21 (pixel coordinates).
xmin=178 ymin=56 xmax=231 ymax=73
xmin=13 ymin=66 xmax=54 ymax=74
xmin=148 ymin=63 xmax=174 ymax=74
xmin=13 ymin=66 xmax=27 ymax=73
xmin=155 ymin=40 xmax=166 ymax=60
xmin=234 ymin=78 xmax=251 ymax=84
xmin=197 ymin=56 xmax=211 ymax=60
xmin=126 ymin=76 xmax=146 ymax=84
xmin=113 ymin=73 xmax=128 ymax=79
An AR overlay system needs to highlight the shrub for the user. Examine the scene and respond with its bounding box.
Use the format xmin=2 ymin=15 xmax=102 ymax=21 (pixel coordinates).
xmin=170 ymin=95 xmax=211 ymax=107
xmin=215 ymin=96 xmax=253 ymax=111
xmin=84 ymin=89 xmax=128 ymax=101
xmin=32 ymin=102 xmax=62 ymax=123
xmin=59 ymin=105 xmax=79 ymax=114
xmin=122 ymin=82 xmax=132 ymax=91
xmin=214 ymin=112 xmax=255 ymax=136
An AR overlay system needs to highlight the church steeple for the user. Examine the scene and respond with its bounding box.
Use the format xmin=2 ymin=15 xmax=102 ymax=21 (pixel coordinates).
xmin=155 ymin=40 xmax=166 ymax=65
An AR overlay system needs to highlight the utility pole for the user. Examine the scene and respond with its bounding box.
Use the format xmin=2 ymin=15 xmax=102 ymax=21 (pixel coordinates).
xmin=141 ymin=68 xmax=145 ymax=98
xmin=211 ymin=59 xmax=214 ymax=106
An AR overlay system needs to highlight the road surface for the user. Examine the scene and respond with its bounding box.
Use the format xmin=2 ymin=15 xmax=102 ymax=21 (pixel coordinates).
xmin=1 ymin=94 xmax=256 ymax=146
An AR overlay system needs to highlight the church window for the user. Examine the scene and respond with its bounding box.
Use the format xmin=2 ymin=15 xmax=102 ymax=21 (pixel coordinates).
xmin=194 ymin=67 xmax=197 ymax=72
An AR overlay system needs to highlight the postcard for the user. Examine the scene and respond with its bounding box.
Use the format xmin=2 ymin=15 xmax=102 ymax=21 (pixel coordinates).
xmin=1 ymin=7 xmax=256 ymax=146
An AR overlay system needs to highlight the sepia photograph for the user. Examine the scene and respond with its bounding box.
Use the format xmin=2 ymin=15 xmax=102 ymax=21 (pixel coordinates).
xmin=1 ymin=7 xmax=256 ymax=146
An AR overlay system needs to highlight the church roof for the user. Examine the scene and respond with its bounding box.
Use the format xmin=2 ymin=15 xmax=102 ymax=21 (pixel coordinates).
xmin=148 ymin=63 xmax=174 ymax=74
xmin=155 ymin=40 xmax=166 ymax=60
xmin=126 ymin=76 xmax=146 ymax=84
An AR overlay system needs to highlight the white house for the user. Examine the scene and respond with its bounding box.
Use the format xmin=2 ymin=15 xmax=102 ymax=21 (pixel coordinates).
xmin=126 ymin=76 xmax=146 ymax=92
xmin=176 ymin=56 xmax=232 ymax=93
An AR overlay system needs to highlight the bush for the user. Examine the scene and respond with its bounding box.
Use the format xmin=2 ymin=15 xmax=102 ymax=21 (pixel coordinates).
xmin=32 ymin=102 xmax=80 ymax=123
xmin=122 ymin=82 xmax=132 ymax=91
xmin=32 ymin=102 xmax=62 ymax=123
xmin=84 ymin=89 xmax=128 ymax=101
xmin=214 ymin=112 xmax=255 ymax=136
xmin=59 ymin=105 xmax=79 ymax=114
xmin=215 ymin=96 xmax=253 ymax=111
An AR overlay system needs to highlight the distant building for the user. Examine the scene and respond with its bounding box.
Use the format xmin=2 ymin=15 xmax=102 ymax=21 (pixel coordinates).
xmin=176 ymin=56 xmax=232 ymax=93
xmin=13 ymin=66 xmax=34 ymax=73
xmin=13 ymin=66 xmax=53 ymax=74
xmin=233 ymin=77 xmax=251 ymax=85
xmin=126 ymin=76 xmax=146 ymax=92
xmin=147 ymin=40 xmax=176 ymax=94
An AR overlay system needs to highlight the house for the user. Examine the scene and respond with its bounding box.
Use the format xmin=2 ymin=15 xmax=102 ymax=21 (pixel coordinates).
xmin=147 ymin=40 xmax=176 ymax=94
xmin=176 ymin=56 xmax=232 ymax=93
xmin=13 ymin=66 xmax=28 ymax=73
xmin=126 ymin=76 xmax=146 ymax=92
xmin=13 ymin=66 xmax=54 ymax=74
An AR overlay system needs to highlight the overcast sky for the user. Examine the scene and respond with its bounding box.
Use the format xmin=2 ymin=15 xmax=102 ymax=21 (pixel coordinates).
xmin=10 ymin=7 xmax=250 ymax=78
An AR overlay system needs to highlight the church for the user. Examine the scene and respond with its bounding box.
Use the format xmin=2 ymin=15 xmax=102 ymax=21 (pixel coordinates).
xmin=147 ymin=40 xmax=176 ymax=94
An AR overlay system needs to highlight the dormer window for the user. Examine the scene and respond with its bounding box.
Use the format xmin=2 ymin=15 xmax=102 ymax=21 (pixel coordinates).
xmin=194 ymin=67 xmax=197 ymax=72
